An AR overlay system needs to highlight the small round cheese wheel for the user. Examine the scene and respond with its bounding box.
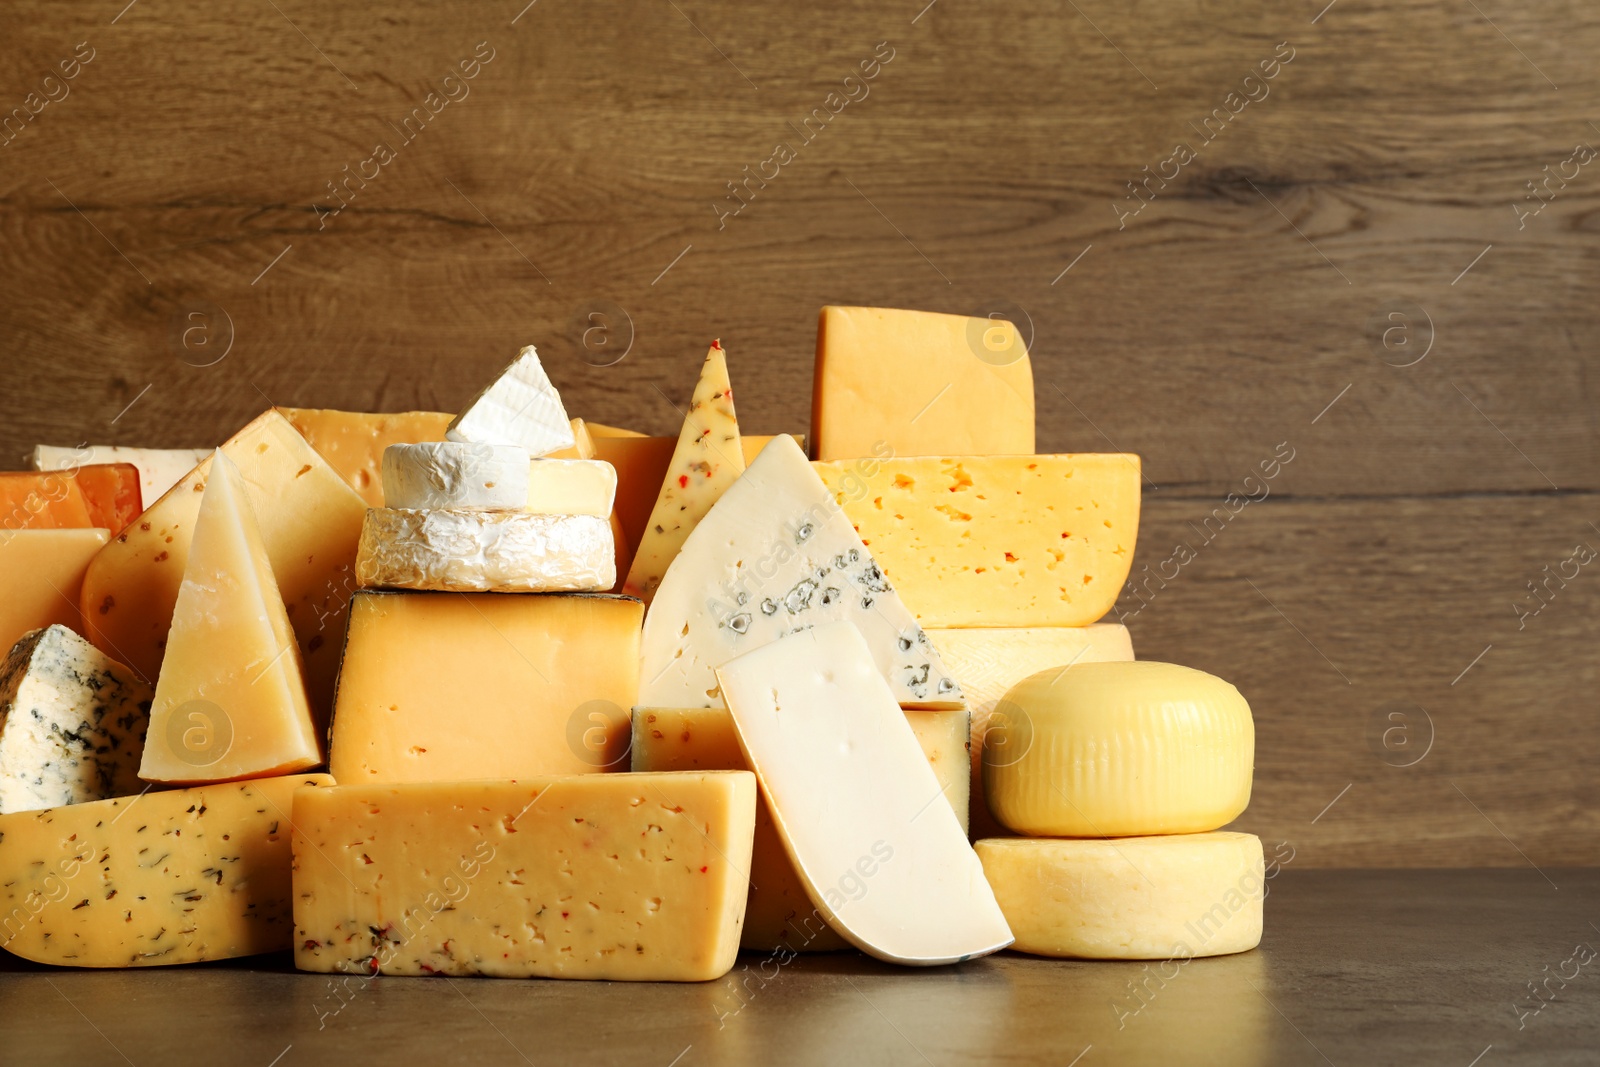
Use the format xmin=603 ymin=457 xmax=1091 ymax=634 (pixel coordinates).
xmin=982 ymin=661 xmax=1253 ymax=836
xmin=381 ymin=441 xmax=531 ymax=510
xmin=977 ymin=832 xmax=1264 ymax=959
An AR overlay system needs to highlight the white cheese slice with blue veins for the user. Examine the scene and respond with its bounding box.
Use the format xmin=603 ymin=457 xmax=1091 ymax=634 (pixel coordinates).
xmin=0 ymin=624 xmax=151 ymax=813
xmin=639 ymin=434 xmax=962 ymax=709
xmin=715 ymin=621 xmax=1011 ymax=965
xmin=446 ymin=346 xmax=576 ymax=457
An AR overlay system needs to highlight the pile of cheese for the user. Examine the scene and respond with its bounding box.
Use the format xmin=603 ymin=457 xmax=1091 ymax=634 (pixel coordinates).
xmin=0 ymin=306 xmax=1260 ymax=980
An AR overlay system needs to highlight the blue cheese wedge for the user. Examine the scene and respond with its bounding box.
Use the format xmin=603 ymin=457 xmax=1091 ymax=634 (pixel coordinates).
xmin=0 ymin=625 xmax=151 ymax=813
xmin=446 ymin=345 xmax=576 ymax=457
xmin=639 ymin=435 xmax=962 ymax=708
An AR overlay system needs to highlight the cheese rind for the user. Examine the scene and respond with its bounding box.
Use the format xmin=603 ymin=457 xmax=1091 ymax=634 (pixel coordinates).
xmin=292 ymin=772 xmax=756 ymax=981
xmin=928 ymin=624 xmax=1134 ymax=839
xmin=811 ymin=306 xmax=1035 ymax=461
xmin=813 ymin=454 xmax=1141 ymax=627
xmin=715 ymin=622 xmax=1011 ymax=965
xmin=356 ymin=509 xmax=614 ymax=593
xmin=631 ymin=705 xmax=970 ymax=953
xmin=140 ymin=453 xmax=320 ymax=784
xmin=0 ymin=529 xmax=110 ymax=649
xmin=278 ymin=408 xmax=453 ymax=507
xmin=0 ymin=625 xmax=151 ymax=813
xmin=33 ymin=446 xmax=208 ymax=504
xmin=984 ymin=661 xmax=1254 ymax=837
xmin=0 ymin=773 xmax=334 ymax=967
xmin=381 ymin=442 xmax=531 ymax=510
xmin=446 ymin=346 xmax=576 ymax=457
xmin=976 ymin=833 xmax=1264 ymax=959
xmin=640 ymin=435 xmax=962 ymax=709
xmin=623 ymin=343 xmax=745 ymax=604
xmin=79 ymin=410 xmax=367 ymax=735
xmin=328 ymin=591 xmax=642 ymax=783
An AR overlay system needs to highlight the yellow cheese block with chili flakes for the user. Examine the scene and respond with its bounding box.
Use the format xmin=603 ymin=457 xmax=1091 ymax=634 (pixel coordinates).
xmin=813 ymin=454 xmax=1141 ymax=627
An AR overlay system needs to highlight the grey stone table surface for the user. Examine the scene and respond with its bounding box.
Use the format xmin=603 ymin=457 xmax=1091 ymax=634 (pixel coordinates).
xmin=2 ymin=869 xmax=1596 ymax=1066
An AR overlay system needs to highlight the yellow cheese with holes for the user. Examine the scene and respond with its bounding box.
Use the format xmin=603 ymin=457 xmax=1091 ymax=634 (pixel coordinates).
xmin=0 ymin=529 xmax=109 ymax=649
xmin=976 ymin=833 xmax=1264 ymax=959
xmin=328 ymin=591 xmax=642 ymax=783
xmin=811 ymin=306 xmax=1035 ymax=461
xmin=984 ymin=661 xmax=1254 ymax=837
xmin=814 ymin=454 xmax=1140 ymax=627
xmin=292 ymin=772 xmax=755 ymax=981
xmin=928 ymin=624 xmax=1133 ymax=839
xmin=0 ymin=773 xmax=333 ymax=967
xmin=278 ymin=408 xmax=453 ymax=507
xmin=80 ymin=412 xmax=367 ymax=736
xmin=631 ymin=706 xmax=968 ymax=953
xmin=140 ymin=454 xmax=320 ymax=784
xmin=624 ymin=343 xmax=744 ymax=604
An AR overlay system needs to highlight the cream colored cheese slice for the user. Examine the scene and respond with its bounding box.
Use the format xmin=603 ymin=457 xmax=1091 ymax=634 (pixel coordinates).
xmin=976 ymin=833 xmax=1264 ymax=959
xmin=715 ymin=621 xmax=1011 ymax=966
xmin=32 ymin=444 xmax=208 ymax=504
xmin=526 ymin=458 xmax=617 ymax=517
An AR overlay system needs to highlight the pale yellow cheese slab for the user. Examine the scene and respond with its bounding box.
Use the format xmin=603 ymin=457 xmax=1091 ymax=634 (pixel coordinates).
xmin=80 ymin=411 xmax=366 ymax=735
xmin=292 ymin=772 xmax=755 ymax=981
xmin=976 ymin=833 xmax=1264 ymax=959
xmin=328 ymin=591 xmax=642 ymax=783
xmin=0 ymin=773 xmax=333 ymax=967
xmin=631 ymin=705 xmax=969 ymax=953
xmin=813 ymin=453 xmax=1141 ymax=627
xmin=0 ymin=529 xmax=109 ymax=650
xmin=141 ymin=454 xmax=320 ymax=784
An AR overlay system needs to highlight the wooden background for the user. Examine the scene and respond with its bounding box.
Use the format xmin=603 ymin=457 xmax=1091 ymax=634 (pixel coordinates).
xmin=0 ymin=0 xmax=1594 ymax=868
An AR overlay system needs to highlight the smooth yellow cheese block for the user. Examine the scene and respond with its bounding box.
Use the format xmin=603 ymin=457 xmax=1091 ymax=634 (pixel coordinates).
xmin=278 ymin=407 xmax=453 ymax=507
xmin=328 ymin=590 xmax=641 ymax=783
xmin=928 ymin=624 xmax=1134 ymax=840
xmin=292 ymin=772 xmax=756 ymax=981
xmin=631 ymin=706 xmax=969 ymax=953
xmin=976 ymin=833 xmax=1264 ymax=959
xmin=811 ymin=306 xmax=1035 ymax=461
xmin=984 ymin=661 xmax=1253 ymax=837
xmin=80 ymin=411 xmax=367 ymax=737
xmin=141 ymin=455 xmax=320 ymax=784
xmin=813 ymin=454 xmax=1140 ymax=628
xmin=0 ymin=773 xmax=333 ymax=967
xmin=0 ymin=529 xmax=109 ymax=650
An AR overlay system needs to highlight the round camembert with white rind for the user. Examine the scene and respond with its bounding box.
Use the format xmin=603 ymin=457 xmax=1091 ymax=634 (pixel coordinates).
xmin=983 ymin=660 xmax=1254 ymax=837
xmin=355 ymin=509 xmax=614 ymax=593
xmin=381 ymin=442 xmax=531 ymax=510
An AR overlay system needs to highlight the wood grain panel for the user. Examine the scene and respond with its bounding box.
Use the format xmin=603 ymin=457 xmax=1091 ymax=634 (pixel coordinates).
xmin=0 ymin=0 xmax=1594 ymax=864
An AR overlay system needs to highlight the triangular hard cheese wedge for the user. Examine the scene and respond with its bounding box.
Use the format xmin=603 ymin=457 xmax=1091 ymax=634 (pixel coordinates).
xmin=624 ymin=341 xmax=745 ymax=603
xmin=447 ymin=346 xmax=576 ymax=457
xmin=139 ymin=453 xmax=320 ymax=784
xmin=639 ymin=434 xmax=963 ymax=709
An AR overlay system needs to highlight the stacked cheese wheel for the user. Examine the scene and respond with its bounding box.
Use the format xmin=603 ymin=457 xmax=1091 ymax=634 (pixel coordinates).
xmin=0 ymin=305 xmax=1265 ymax=981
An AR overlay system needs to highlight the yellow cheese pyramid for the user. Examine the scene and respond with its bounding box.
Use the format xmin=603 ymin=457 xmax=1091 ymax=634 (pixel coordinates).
xmin=623 ymin=341 xmax=744 ymax=603
xmin=139 ymin=453 xmax=321 ymax=784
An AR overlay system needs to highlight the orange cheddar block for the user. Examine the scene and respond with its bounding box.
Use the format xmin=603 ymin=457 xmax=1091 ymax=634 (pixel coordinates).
xmin=0 ymin=466 xmax=142 ymax=533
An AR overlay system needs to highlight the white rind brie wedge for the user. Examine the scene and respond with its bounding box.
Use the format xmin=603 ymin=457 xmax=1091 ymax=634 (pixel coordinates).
xmin=716 ymin=620 xmax=1013 ymax=966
